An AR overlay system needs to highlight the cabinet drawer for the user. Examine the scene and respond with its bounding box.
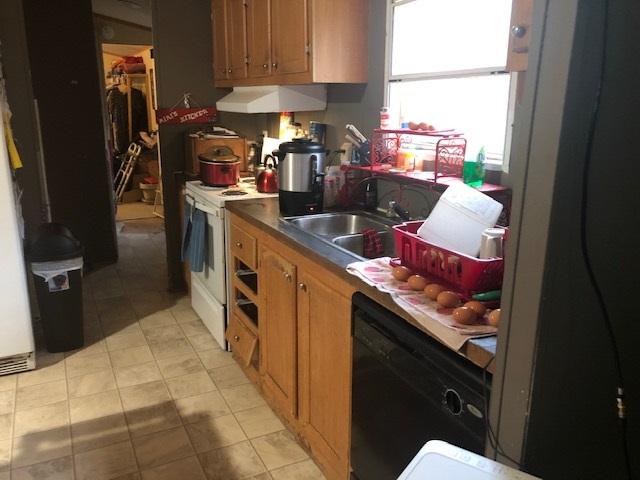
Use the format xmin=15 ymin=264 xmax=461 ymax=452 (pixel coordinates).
xmin=226 ymin=313 xmax=258 ymax=368
xmin=229 ymin=224 xmax=257 ymax=269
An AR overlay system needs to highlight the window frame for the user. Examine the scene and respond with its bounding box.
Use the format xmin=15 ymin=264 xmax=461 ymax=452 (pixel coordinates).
xmin=384 ymin=0 xmax=517 ymax=172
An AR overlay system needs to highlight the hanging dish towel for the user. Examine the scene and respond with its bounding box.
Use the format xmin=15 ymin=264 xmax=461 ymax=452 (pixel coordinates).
xmin=362 ymin=228 xmax=384 ymax=258
xmin=182 ymin=202 xmax=207 ymax=272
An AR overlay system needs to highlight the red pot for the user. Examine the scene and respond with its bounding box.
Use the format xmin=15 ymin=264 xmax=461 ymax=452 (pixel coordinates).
xmin=198 ymin=147 xmax=240 ymax=187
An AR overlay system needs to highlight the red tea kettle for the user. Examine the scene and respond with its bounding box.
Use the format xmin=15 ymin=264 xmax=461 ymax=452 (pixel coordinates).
xmin=257 ymin=155 xmax=278 ymax=193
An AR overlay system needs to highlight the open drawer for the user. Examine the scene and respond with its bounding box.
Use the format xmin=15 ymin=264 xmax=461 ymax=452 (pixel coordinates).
xmin=226 ymin=313 xmax=258 ymax=368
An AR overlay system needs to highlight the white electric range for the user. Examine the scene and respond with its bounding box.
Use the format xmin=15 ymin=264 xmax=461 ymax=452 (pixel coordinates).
xmin=184 ymin=180 xmax=277 ymax=350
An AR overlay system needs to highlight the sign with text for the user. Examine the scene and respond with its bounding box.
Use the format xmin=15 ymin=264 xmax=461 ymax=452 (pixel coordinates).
xmin=156 ymin=107 xmax=217 ymax=125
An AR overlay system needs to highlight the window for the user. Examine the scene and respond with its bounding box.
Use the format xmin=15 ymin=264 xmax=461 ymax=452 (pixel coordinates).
xmin=386 ymin=0 xmax=514 ymax=165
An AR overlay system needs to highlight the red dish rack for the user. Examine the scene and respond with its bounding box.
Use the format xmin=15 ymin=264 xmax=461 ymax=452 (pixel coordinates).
xmin=370 ymin=128 xmax=467 ymax=179
xmin=392 ymin=221 xmax=506 ymax=297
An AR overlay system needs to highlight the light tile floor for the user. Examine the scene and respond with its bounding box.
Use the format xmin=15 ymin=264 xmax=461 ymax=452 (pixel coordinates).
xmin=0 ymin=218 xmax=325 ymax=480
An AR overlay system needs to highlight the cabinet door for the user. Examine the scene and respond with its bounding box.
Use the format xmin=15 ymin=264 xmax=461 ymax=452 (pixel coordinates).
xmin=227 ymin=0 xmax=248 ymax=80
xmin=271 ymin=0 xmax=309 ymax=75
xmin=506 ymin=0 xmax=533 ymax=72
xmin=297 ymin=272 xmax=352 ymax=479
xmin=260 ymin=247 xmax=298 ymax=418
xmin=246 ymin=0 xmax=272 ymax=78
xmin=212 ymin=0 xmax=229 ymax=81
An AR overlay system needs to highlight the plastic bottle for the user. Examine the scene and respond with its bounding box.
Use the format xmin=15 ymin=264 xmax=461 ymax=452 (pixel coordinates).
xmin=380 ymin=107 xmax=391 ymax=130
xmin=463 ymin=146 xmax=486 ymax=188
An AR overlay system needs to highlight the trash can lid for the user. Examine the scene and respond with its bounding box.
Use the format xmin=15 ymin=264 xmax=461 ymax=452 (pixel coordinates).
xmin=29 ymin=223 xmax=83 ymax=262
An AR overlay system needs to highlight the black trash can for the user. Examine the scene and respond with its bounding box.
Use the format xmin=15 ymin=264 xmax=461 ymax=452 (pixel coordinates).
xmin=29 ymin=223 xmax=84 ymax=353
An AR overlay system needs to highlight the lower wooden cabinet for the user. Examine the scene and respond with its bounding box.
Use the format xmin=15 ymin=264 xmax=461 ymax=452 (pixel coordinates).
xmin=297 ymin=272 xmax=352 ymax=479
xmin=227 ymin=213 xmax=353 ymax=480
xmin=260 ymin=246 xmax=298 ymax=419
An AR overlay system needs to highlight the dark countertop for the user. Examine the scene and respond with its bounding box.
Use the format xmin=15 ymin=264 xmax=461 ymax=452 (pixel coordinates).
xmin=226 ymin=197 xmax=497 ymax=372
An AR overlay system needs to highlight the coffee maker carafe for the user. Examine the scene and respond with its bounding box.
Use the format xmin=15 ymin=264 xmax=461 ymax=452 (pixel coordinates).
xmin=274 ymin=139 xmax=326 ymax=216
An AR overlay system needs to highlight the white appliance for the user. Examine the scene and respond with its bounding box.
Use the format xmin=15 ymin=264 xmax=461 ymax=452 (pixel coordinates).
xmin=185 ymin=180 xmax=276 ymax=349
xmin=0 ymin=101 xmax=36 ymax=374
xmin=216 ymin=84 xmax=327 ymax=114
xmin=398 ymin=441 xmax=540 ymax=480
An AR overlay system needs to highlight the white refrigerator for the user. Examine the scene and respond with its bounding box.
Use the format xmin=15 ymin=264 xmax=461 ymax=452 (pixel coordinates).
xmin=0 ymin=100 xmax=35 ymax=374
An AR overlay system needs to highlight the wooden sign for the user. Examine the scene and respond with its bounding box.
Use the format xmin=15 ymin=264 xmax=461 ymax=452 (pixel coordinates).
xmin=156 ymin=107 xmax=217 ymax=125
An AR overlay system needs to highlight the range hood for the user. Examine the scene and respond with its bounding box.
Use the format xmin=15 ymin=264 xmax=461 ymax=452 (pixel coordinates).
xmin=216 ymin=85 xmax=327 ymax=114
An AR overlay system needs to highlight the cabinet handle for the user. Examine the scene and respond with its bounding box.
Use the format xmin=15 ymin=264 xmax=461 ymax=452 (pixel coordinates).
xmin=235 ymin=241 xmax=242 ymax=248
xmin=298 ymin=283 xmax=307 ymax=292
xmin=283 ymin=272 xmax=292 ymax=282
xmin=262 ymin=63 xmax=268 ymax=69
xmin=272 ymin=62 xmax=278 ymax=69
xmin=233 ymin=335 xmax=240 ymax=342
xmin=228 ymin=68 xmax=232 ymax=73
xmin=511 ymin=25 xmax=527 ymax=38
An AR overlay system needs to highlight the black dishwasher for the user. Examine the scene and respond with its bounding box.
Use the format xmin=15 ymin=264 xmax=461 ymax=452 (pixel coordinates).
xmin=350 ymin=293 xmax=489 ymax=480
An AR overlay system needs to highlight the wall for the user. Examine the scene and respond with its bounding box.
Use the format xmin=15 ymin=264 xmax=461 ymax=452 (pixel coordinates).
xmin=152 ymin=0 xmax=268 ymax=291
xmin=0 ymin=0 xmax=44 ymax=237
xmin=22 ymin=0 xmax=117 ymax=266
xmin=520 ymin=0 xmax=640 ymax=477
xmin=94 ymin=14 xmax=153 ymax=45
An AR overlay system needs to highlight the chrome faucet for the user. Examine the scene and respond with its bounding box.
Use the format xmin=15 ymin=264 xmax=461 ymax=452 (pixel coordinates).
xmin=387 ymin=201 xmax=411 ymax=221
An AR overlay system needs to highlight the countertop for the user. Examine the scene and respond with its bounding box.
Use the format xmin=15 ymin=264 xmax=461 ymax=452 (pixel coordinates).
xmin=225 ymin=198 xmax=497 ymax=373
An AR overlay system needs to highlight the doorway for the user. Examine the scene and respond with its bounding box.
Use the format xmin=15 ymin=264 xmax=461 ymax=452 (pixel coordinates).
xmin=101 ymin=43 xmax=163 ymax=223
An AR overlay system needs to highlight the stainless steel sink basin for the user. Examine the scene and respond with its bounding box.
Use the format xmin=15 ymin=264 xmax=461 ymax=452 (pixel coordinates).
xmin=332 ymin=231 xmax=396 ymax=258
xmin=286 ymin=213 xmax=392 ymax=237
xmin=283 ymin=212 xmax=399 ymax=259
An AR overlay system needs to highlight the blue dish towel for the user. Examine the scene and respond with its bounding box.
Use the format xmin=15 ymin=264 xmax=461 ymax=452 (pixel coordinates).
xmin=182 ymin=202 xmax=207 ymax=272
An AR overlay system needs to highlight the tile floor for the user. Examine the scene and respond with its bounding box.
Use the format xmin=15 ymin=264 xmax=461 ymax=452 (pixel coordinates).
xmin=0 ymin=218 xmax=325 ymax=480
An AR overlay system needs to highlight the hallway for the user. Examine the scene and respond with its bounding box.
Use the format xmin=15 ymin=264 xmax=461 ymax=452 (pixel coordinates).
xmin=0 ymin=218 xmax=324 ymax=480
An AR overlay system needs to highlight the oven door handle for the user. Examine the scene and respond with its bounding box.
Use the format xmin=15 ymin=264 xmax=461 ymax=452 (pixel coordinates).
xmin=185 ymin=193 xmax=223 ymax=218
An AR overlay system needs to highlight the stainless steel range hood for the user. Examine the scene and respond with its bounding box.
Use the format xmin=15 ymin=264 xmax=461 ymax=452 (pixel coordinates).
xmin=216 ymin=85 xmax=327 ymax=114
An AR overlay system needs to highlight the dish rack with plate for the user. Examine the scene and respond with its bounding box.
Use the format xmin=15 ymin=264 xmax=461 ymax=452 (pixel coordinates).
xmin=392 ymin=220 xmax=506 ymax=297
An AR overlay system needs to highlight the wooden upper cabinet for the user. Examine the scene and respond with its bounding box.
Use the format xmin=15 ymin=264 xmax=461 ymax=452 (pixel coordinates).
xmin=211 ymin=0 xmax=228 ymax=81
xmin=246 ymin=0 xmax=272 ymax=78
xmin=271 ymin=0 xmax=309 ymax=75
xmin=227 ymin=0 xmax=248 ymax=80
xmin=297 ymin=272 xmax=352 ymax=480
xmin=260 ymin=247 xmax=298 ymax=419
xmin=213 ymin=0 xmax=367 ymax=86
xmin=506 ymin=0 xmax=533 ymax=72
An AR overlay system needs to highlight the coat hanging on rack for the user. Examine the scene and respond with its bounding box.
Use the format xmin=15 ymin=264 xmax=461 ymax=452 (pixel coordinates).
xmin=106 ymin=83 xmax=148 ymax=154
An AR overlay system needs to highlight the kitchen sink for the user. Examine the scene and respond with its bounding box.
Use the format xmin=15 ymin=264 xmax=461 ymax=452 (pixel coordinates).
xmin=283 ymin=212 xmax=399 ymax=259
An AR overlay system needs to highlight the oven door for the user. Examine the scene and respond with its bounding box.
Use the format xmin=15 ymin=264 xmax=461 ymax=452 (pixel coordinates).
xmin=185 ymin=194 xmax=226 ymax=304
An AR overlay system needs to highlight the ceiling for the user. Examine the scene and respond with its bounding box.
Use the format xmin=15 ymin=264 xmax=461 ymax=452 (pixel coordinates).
xmin=92 ymin=0 xmax=152 ymax=28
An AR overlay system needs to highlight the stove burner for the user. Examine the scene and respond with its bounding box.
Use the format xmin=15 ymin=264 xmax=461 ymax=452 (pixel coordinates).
xmin=221 ymin=190 xmax=248 ymax=196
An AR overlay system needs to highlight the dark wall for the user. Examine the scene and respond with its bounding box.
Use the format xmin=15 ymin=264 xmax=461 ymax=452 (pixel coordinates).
xmin=0 ymin=0 xmax=43 ymax=237
xmin=523 ymin=1 xmax=640 ymax=478
xmin=22 ymin=0 xmax=117 ymax=266
xmin=152 ymin=0 xmax=268 ymax=291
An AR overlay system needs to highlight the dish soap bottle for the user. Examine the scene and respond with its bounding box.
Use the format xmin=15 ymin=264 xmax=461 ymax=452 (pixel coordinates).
xmin=463 ymin=146 xmax=486 ymax=188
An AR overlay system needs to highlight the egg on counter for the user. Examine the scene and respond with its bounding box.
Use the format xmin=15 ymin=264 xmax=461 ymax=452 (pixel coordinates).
xmin=407 ymin=275 xmax=428 ymax=291
xmin=452 ymin=306 xmax=478 ymax=325
xmin=464 ymin=301 xmax=487 ymax=317
xmin=436 ymin=290 xmax=461 ymax=308
xmin=424 ymin=283 xmax=445 ymax=300
xmin=488 ymin=308 xmax=501 ymax=327
xmin=392 ymin=266 xmax=412 ymax=282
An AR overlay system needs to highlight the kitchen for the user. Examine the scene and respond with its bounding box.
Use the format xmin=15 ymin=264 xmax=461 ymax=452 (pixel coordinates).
xmin=0 ymin=0 xmax=638 ymax=479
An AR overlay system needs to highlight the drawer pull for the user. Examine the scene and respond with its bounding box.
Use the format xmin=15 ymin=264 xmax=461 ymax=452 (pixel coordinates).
xmin=233 ymin=335 xmax=240 ymax=342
